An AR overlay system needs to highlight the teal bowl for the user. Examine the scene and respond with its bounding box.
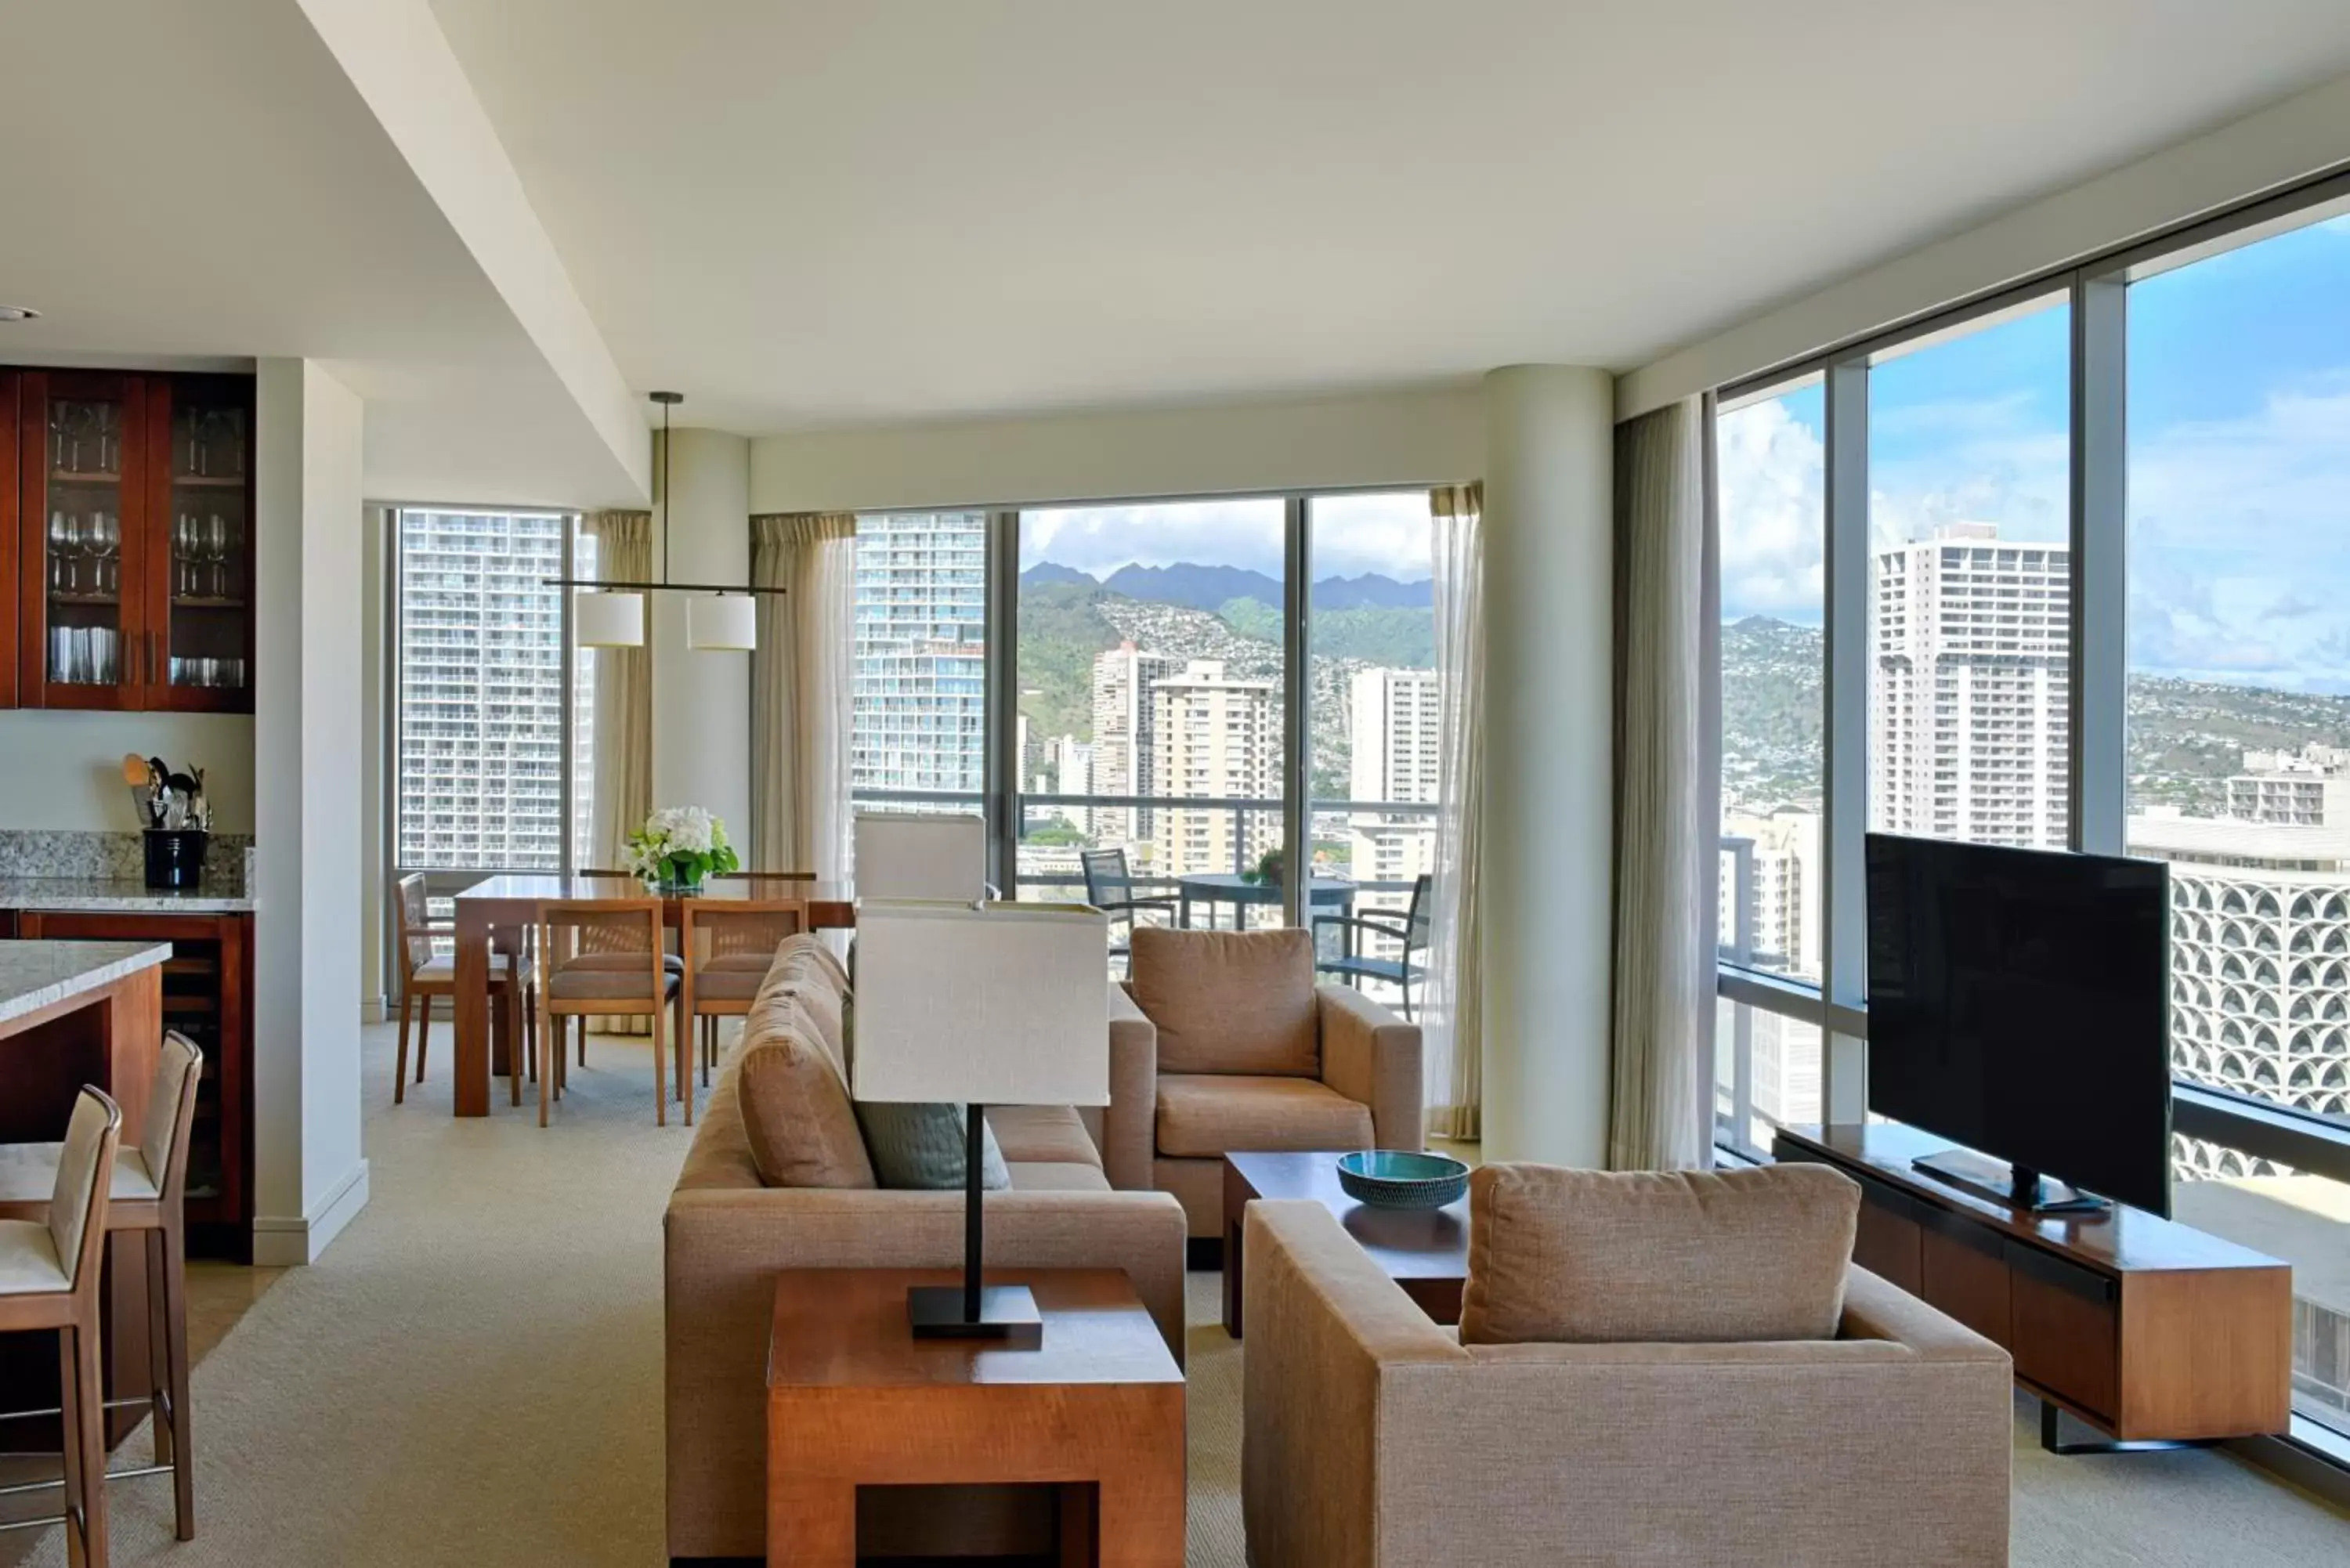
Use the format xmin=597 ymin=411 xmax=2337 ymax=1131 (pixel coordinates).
xmin=1336 ymin=1150 xmax=1470 ymax=1210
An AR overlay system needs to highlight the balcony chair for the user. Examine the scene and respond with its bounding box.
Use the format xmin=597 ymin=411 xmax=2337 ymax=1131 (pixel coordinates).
xmin=536 ymin=898 xmax=684 ymax=1126
xmin=1101 ymin=926 xmax=1423 ymax=1241
xmin=0 ymin=1035 xmax=204 ymax=1543
xmin=0 ymin=1087 xmax=123 ymax=1568
xmin=1079 ymin=847 xmax=1177 ymax=976
xmin=679 ymin=895 xmax=806 ymax=1101
xmin=1313 ymin=871 xmax=1431 ymax=1021
xmin=392 ymin=873 xmax=534 ymax=1106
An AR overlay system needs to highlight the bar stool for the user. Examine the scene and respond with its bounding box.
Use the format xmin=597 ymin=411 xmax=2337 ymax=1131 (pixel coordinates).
xmin=0 ymin=1035 xmax=203 ymax=1545
xmin=0 ymin=1086 xmax=123 ymax=1568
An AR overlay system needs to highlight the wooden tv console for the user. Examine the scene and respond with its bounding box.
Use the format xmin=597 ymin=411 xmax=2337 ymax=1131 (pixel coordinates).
xmin=1774 ymin=1122 xmax=2293 ymax=1451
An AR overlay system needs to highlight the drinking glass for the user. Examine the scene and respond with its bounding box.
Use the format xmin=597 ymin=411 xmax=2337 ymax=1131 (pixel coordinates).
xmin=60 ymin=512 xmax=88 ymax=594
xmin=48 ymin=511 xmax=70 ymax=591
xmin=92 ymin=512 xmax=119 ymax=596
xmin=205 ymin=513 xmax=230 ymax=598
xmin=95 ymin=404 xmax=120 ymax=472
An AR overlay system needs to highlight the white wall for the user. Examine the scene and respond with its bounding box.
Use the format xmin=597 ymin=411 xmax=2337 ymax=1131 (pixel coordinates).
xmin=0 ymin=711 xmax=255 ymax=833
xmin=1479 ymin=366 xmax=1616 ymax=1167
xmin=749 ymin=383 xmax=1483 ymax=513
xmin=1619 ymin=71 xmax=2350 ymax=417
xmin=252 ymin=357 xmax=369 ymax=1266
xmin=650 ymin=427 xmax=754 ymax=833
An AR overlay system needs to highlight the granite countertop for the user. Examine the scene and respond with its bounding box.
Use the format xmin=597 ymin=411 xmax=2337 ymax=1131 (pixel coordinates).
xmin=0 ymin=940 xmax=172 ymax=1028
xmin=0 ymin=874 xmax=255 ymax=914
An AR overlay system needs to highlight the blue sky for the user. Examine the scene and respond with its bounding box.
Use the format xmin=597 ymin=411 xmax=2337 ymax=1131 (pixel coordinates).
xmin=1019 ymin=490 xmax=1433 ymax=583
xmin=1719 ymin=211 xmax=2350 ymax=691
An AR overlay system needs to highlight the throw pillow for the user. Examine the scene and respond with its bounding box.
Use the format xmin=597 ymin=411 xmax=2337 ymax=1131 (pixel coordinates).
xmin=735 ymin=995 xmax=877 ymax=1189
xmin=1128 ymin=926 xmax=1318 ymax=1076
xmin=1459 ymin=1162 xmax=1860 ymax=1345
xmin=855 ymin=1101 xmax=1013 ymax=1190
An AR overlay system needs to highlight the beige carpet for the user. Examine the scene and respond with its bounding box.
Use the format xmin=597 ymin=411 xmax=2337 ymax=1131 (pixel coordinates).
xmin=10 ymin=1021 xmax=2345 ymax=1565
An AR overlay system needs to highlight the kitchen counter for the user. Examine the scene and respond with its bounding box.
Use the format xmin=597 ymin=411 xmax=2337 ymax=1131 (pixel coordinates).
xmin=0 ymin=938 xmax=172 ymax=1028
xmin=0 ymin=873 xmax=255 ymax=914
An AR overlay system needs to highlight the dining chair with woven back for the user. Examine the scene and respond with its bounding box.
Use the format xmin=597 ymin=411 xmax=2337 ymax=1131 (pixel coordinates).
xmin=393 ymin=873 xmax=534 ymax=1106
xmin=679 ymin=896 xmax=806 ymax=1100
xmin=1080 ymin=847 xmax=1177 ymax=977
xmin=1312 ymin=872 xmax=1433 ymax=1021
xmin=535 ymin=898 xmax=682 ymax=1127
xmin=569 ymin=870 xmax=685 ymax=1070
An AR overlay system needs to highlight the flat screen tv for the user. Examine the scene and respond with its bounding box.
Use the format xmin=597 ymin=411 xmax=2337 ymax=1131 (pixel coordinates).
xmin=1865 ymin=833 xmax=2172 ymax=1216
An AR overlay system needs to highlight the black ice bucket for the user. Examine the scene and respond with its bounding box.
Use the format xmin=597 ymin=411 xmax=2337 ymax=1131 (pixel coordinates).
xmin=143 ymin=829 xmax=209 ymax=891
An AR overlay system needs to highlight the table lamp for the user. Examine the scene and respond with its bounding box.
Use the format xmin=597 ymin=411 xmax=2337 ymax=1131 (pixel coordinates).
xmin=852 ymin=900 xmax=1109 ymax=1346
xmin=854 ymin=811 xmax=989 ymax=902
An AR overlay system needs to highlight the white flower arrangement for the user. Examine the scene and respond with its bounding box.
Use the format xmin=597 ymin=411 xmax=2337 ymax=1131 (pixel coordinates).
xmin=622 ymin=805 xmax=739 ymax=887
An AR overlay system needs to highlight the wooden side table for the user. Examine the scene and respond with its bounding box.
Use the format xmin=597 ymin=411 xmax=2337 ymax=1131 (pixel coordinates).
xmin=766 ymin=1267 xmax=1185 ymax=1566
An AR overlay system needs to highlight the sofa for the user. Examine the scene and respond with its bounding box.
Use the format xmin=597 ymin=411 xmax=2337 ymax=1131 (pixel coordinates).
xmin=1101 ymin=926 xmax=1424 ymax=1238
xmin=1240 ymin=1187 xmax=2014 ymax=1568
xmin=663 ymin=936 xmax=1188 ymax=1563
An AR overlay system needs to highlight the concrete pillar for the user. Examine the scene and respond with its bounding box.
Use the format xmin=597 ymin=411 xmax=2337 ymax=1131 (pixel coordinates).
xmin=649 ymin=428 xmax=753 ymax=836
xmin=252 ymin=358 xmax=370 ymax=1265
xmin=1479 ymin=365 xmax=1615 ymax=1165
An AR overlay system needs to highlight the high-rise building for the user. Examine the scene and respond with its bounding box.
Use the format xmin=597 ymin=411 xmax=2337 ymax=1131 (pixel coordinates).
xmin=1090 ymin=641 xmax=1180 ymax=848
xmin=396 ymin=509 xmax=573 ymax=869
xmin=1871 ymin=523 xmax=2070 ymax=849
xmin=2229 ymin=745 xmax=2350 ymax=828
xmin=1718 ymin=811 xmax=1820 ymax=978
xmin=1151 ymin=659 xmax=1278 ymax=876
xmin=1347 ymin=667 xmax=1441 ymax=913
xmin=852 ymin=512 xmax=986 ymax=795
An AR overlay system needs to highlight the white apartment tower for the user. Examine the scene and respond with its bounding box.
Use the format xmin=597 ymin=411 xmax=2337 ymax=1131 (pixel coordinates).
xmin=1090 ymin=641 xmax=1180 ymax=849
xmin=2228 ymin=745 xmax=2350 ymax=828
xmin=1151 ymin=659 xmax=1279 ymax=876
xmin=852 ymin=512 xmax=987 ymax=795
xmin=1347 ymin=667 xmax=1441 ymax=897
xmin=1871 ymin=523 xmax=2070 ymax=850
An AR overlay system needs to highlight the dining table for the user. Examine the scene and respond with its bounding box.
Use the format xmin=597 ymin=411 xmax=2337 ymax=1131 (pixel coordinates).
xmin=1174 ymin=873 xmax=1357 ymax=933
xmin=448 ymin=875 xmax=855 ymax=1117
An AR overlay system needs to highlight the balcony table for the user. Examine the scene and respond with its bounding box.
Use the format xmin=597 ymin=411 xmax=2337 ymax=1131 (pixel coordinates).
xmin=1174 ymin=872 xmax=1355 ymax=932
xmin=447 ymin=875 xmax=854 ymax=1118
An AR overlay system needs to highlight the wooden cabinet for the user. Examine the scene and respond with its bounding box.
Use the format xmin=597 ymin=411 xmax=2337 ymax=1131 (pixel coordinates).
xmin=7 ymin=368 xmax=253 ymax=714
xmin=1777 ymin=1121 xmax=2292 ymax=1445
xmin=15 ymin=910 xmax=255 ymax=1251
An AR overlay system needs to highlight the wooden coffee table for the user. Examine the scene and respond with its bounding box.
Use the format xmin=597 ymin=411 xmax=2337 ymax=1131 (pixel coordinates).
xmin=1222 ymin=1150 xmax=1469 ymax=1336
xmin=766 ymin=1267 xmax=1185 ymax=1566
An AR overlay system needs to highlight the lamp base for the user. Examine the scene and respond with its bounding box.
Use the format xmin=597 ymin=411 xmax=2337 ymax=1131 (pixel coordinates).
xmin=907 ymin=1284 xmax=1044 ymax=1348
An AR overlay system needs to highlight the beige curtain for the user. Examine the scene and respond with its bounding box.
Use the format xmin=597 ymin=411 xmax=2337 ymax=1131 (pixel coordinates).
xmin=1423 ymin=482 xmax=1485 ymax=1141
xmin=750 ymin=514 xmax=858 ymax=877
xmin=585 ymin=511 xmax=654 ymax=1035
xmin=1609 ymin=403 xmax=1712 ymax=1171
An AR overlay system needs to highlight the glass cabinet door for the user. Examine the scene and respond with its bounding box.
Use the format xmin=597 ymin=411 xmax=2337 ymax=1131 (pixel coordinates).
xmin=154 ymin=377 xmax=252 ymax=710
xmin=30 ymin=372 xmax=143 ymax=706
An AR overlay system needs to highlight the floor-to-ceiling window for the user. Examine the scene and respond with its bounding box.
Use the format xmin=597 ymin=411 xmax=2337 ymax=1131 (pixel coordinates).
xmin=2121 ymin=202 xmax=2350 ymax=1440
xmin=1014 ymin=499 xmax=1289 ymax=927
xmin=392 ymin=508 xmax=582 ymax=873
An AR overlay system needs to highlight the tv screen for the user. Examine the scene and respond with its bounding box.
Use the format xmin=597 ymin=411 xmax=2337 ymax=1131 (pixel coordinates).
xmin=1865 ymin=833 xmax=2173 ymax=1216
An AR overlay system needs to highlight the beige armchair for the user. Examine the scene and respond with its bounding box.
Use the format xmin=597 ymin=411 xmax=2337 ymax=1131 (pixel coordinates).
xmin=1100 ymin=927 xmax=1423 ymax=1238
xmin=1241 ymin=1199 xmax=2014 ymax=1568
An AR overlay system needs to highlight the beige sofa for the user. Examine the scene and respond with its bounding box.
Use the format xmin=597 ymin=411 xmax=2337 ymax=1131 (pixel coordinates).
xmin=663 ymin=941 xmax=1188 ymax=1563
xmin=1241 ymin=1199 xmax=2014 ymax=1568
xmin=1103 ymin=927 xmax=1424 ymax=1238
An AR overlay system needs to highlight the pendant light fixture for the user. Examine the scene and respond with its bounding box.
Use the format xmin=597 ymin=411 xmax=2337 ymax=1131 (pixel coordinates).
xmin=551 ymin=389 xmax=780 ymax=651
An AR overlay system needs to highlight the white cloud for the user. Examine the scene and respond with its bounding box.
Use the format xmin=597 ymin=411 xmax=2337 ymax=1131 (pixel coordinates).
xmin=1717 ymin=395 xmax=1824 ymax=622
xmin=1017 ymin=490 xmax=1434 ymax=583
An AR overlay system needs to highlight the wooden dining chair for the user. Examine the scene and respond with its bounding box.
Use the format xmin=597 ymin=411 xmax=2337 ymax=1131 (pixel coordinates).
xmin=0 ymin=1086 xmax=122 ymax=1568
xmin=679 ymin=898 xmax=806 ymax=1102
xmin=0 ymin=1035 xmax=204 ymax=1544
xmin=392 ymin=873 xmax=534 ymax=1106
xmin=535 ymin=899 xmax=681 ymax=1127
xmin=566 ymin=870 xmax=684 ymax=1069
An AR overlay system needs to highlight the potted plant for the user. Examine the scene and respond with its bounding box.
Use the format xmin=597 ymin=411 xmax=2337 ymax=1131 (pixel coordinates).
xmin=1240 ymin=847 xmax=1284 ymax=887
xmin=622 ymin=806 xmax=740 ymax=894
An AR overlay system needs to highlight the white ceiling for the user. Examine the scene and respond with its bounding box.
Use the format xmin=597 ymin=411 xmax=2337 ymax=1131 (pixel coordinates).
xmin=431 ymin=0 xmax=2350 ymax=435
xmin=0 ymin=0 xmax=641 ymax=506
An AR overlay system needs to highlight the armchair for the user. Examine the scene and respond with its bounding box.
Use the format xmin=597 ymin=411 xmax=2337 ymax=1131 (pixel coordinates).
xmin=1100 ymin=926 xmax=1423 ymax=1238
xmin=1314 ymin=871 xmax=1430 ymax=1019
xmin=1241 ymin=1198 xmax=2012 ymax=1568
xmin=1080 ymin=847 xmax=1177 ymax=976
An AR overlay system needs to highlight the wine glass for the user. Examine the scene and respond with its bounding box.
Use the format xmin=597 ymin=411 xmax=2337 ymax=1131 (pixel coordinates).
xmin=94 ymin=403 xmax=120 ymax=473
xmin=48 ymin=511 xmax=70 ymax=592
xmin=204 ymin=513 xmax=230 ymax=598
xmin=91 ymin=511 xmax=119 ymax=597
xmin=60 ymin=403 xmax=96 ymax=472
xmin=60 ymin=512 xmax=87 ymax=594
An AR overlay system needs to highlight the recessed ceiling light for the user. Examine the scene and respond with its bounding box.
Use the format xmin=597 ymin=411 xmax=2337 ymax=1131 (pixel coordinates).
xmin=0 ymin=305 xmax=39 ymax=323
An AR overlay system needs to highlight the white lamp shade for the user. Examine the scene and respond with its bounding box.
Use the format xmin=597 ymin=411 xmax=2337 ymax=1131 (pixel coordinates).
xmin=575 ymin=591 xmax=645 ymax=648
xmin=688 ymin=594 xmax=757 ymax=651
xmin=851 ymin=901 xmax=1110 ymax=1107
xmin=855 ymin=812 xmax=988 ymax=901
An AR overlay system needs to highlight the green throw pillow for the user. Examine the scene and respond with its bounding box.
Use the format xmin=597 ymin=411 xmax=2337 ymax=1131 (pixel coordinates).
xmin=841 ymin=991 xmax=1013 ymax=1190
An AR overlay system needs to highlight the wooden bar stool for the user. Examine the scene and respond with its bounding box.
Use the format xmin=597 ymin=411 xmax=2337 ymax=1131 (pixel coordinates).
xmin=536 ymin=899 xmax=682 ymax=1126
xmin=0 ymin=1086 xmax=123 ymax=1568
xmin=679 ymin=897 xmax=805 ymax=1102
xmin=392 ymin=873 xmax=534 ymax=1106
xmin=0 ymin=1035 xmax=204 ymax=1544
